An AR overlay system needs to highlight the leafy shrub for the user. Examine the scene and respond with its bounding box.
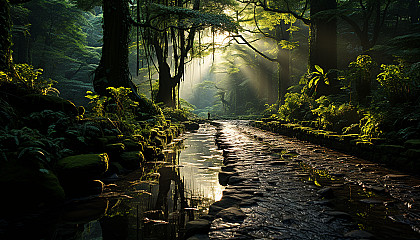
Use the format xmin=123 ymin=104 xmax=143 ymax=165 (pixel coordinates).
xmin=0 ymin=64 xmax=59 ymax=95
xmin=311 ymin=96 xmax=360 ymax=133
xmin=278 ymin=92 xmax=313 ymax=122
xmin=359 ymin=111 xmax=384 ymax=140
xmin=342 ymin=55 xmax=377 ymax=104
xmin=377 ymin=60 xmax=411 ymax=103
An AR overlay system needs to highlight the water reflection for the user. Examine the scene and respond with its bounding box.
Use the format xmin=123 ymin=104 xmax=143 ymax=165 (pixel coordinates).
xmin=92 ymin=123 xmax=224 ymax=240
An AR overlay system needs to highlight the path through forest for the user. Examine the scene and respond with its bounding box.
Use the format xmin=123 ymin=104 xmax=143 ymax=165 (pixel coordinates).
xmin=208 ymin=120 xmax=420 ymax=239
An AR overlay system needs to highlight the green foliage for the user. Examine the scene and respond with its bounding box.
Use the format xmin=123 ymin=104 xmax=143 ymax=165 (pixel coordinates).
xmin=85 ymin=91 xmax=109 ymax=117
xmin=359 ymin=111 xmax=384 ymax=140
xmin=278 ymin=92 xmax=312 ymax=122
xmin=339 ymin=55 xmax=376 ymax=103
xmin=303 ymin=65 xmax=330 ymax=96
xmin=312 ymin=96 xmax=360 ymax=133
xmin=0 ymin=64 xmax=59 ymax=95
xmin=377 ymin=60 xmax=411 ymax=103
xmin=106 ymin=87 xmax=139 ymax=120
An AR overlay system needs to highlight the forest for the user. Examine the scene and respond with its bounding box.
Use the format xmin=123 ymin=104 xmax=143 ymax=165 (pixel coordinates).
xmin=1 ymin=0 xmax=420 ymax=239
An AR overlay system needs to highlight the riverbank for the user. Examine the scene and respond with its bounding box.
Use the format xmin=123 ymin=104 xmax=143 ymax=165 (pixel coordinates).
xmin=252 ymin=120 xmax=420 ymax=174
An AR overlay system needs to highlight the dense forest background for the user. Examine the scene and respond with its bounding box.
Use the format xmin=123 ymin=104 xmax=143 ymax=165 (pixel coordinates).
xmin=1 ymin=0 xmax=420 ymax=141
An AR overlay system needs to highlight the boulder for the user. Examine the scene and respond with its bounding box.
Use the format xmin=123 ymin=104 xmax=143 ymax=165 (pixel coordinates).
xmin=61 ymin=179 xmax=105 ymax=197
xmin=215 ymin=207 xmax=246 ymax=222
xmin=0 ymin=161 xmax=65 ymax=214
xmin=57 ymin=153 xmax=109 ymax=180
xmin=119 ymin=151 xmax=145 ymax=170
xmin=185 ymin=219 xmax=211 ymax=238
xmin=122 ymin=139 xmax=143 ymax=151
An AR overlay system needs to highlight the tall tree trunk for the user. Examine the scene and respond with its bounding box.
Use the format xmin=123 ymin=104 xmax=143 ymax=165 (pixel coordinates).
xmin=0 ymin=0 xmax=12 ymax=72
xmin=309 ymin=0 xmax=337 ymax=97
xmin=276 ymin=23 xmax=290 ymax=104
xmin=94 ymin=0 xmax=131 ymax=96
xmin=156 ymin=61 xmax=177 ymax=108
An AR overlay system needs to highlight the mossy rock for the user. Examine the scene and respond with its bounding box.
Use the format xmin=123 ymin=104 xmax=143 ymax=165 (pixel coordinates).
xmin=144 ymin=146 xmax=158 ymax=161
xmin=0 ymin=161 xmax=65 ymax=213
xmin=61 ymin=179 xmax=104 ymax=198
xmin=122 ymin=139 xmax=143 ymax=151
xmin=152 ymin=136 xmax=165 ymax=148
xmin=105 ymin=143 xmax=125 ymax=154
xmin=57 ymin=153 xmax=109 ymax=180
xmin=376 ymin=144 xmax=406 ymax=154
xmin=119 ymin=151 xmax=145 ymax=170
xmin=104 ymin=135 xmax=124 ymax=144
xmin=22 ymin=94 xmax=80 ymax=116
xmin=404 ymin=139 xmax=420 ymax=149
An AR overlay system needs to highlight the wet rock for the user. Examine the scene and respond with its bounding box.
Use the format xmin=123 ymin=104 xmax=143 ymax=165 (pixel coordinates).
xmin=219 ymin=171 xmax=239 ymax=186
xmin=359 ymin=199 xmax=383 ymax=204
xmin=239 ymin=199 xmax=256 ymax=206
xmin=215 ymin=207 xmax=246 ymax=222
xmin=208 ymin=204 xmax=225 ymax=216
xmin=57 ymin=153 xmax=109 ymax=180
xmin=221 ymin=166 xmax=236 ymax=172
xmin=317 ymin=187 xmax=334 ymax=198
xmin=385 ymin=174 xmax=409 ymax=180
xmin=326 ymin=211 xmax=352 ymax=220
xmin=185 ymin=219 xmax=211 ymax=238
xmin=344 ymin=230 xmax=374 ymax=239
xmin=228 ymin=176 xmax=246 ymax=185
xmin=270 ymin=161 xmax=287 ymax=166
xmin=311 ymin=199 xmax=332 ymax=206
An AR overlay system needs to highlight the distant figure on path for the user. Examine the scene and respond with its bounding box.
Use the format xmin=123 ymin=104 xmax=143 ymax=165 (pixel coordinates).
xmin=208 ymin=112 xmax=211 ymax=120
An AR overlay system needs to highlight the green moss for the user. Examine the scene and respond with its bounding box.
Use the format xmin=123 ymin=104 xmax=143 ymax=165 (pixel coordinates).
xmin=120 ymin=151 xmax=145 ymax=169
xmin=58 ymin=153 xmax=109 ymax=180
xmin=122 ymin=139 xmax=143 ymax=151
xmin=105 ymin=143 xmax=125 ymax=153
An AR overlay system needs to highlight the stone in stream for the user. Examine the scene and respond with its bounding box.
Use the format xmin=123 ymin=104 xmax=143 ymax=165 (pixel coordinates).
xmin=317 ymin=187 xmax=334 ymax=198
xmin=219 ymin=171 xmax=238 ymax=186
xmin=215 ymin=207 xmax=247 ymax=222
xmin=344 ymin=230 xmax=374 ymax=239
xmin=228 ymin=176 xmax=246 ymax=185
xmin=359 ymin=199 xmax=384 ymax=204
xmin=325 ymin=211 xmax=352 ymax=220
xmin=185 ymin=219 xmax=211 ymax=238
xmin=385 ymin=174 xmax=410 ymax=180
xmin=270 ymin=161 xmax=287 ymax=166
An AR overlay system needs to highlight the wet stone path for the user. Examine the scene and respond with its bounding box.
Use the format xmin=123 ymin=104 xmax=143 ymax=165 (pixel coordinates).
xmin=206 ymin=120 xmax=420 ymax=240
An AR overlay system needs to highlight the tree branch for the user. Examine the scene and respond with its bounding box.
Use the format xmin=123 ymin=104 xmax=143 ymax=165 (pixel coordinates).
xmin=230 ymin=34 xmax=279 ymax=62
